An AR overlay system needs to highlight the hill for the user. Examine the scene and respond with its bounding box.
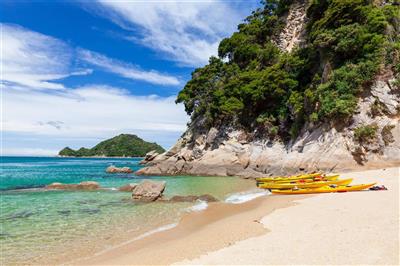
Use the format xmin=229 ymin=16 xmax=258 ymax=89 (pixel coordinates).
xmin=137 ymin=0 xmax=400 ymax=177
xmin=59 ymin=134 xmax=165 ymax=157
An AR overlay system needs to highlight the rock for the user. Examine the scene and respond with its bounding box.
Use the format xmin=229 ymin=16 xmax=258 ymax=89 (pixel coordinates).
xmin=118 ymin=183 xmax=138 ymax=192
xmin=236 ymin=168 xmax=265 ymax=179
xmin=76 ymin=181 xmax=100 ymax=190
xmin=370 ymin=79 xmax=400 ymax=115
xmin=139 ymin=150 xmax=159 ymax=165
xmin=131 ymin=180 xmax=166 ymax=201
xmin=46 ymin=182 xmax=66 ymax=189
xmin=206 ymin=127 xmax=219 ymax=146
xmin=106 ymin=165 xmax=133 ymax=173
xmin=168 ymin=194 xmax=218 ymax=203
xmin=45 ymin=181 xmax=100 ymax=190
xmin=198 ymin=194 xmax=219 ymax=202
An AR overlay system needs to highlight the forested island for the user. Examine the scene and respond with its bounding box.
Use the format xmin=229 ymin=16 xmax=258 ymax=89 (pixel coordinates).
xmin=59 ymin=134 xmax=165 ymax=157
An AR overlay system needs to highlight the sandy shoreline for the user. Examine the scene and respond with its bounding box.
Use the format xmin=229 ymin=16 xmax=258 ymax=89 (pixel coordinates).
xmin=76 ymin=167 xmax=399 ymax=265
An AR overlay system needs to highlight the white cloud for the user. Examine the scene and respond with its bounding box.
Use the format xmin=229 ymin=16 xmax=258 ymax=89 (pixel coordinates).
xmin=3 ymin=84 xmax=188 ymax=141
xmin=0 ymin=23 xmax=91 ymax=90
xmin=1 ymin=23 xmax=179 ymax=89
xmin=2 ymin=148 xmax=60 ymax=157
xmin=78 ymin=48 xmax=180 ymax=85
xmin=90 ymin=0 xmax=258 ymax=66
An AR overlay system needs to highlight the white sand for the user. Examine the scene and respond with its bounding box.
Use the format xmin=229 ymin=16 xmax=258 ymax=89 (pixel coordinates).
xmin=177 ymin=167 xmax=400 ymax=265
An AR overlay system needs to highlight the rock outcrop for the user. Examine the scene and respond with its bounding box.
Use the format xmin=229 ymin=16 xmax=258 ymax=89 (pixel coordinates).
xmin=106 ymin=165 xmax=133 ymax=173
xmin=131 ymin=180 xmax=166 ymax=201
xmin=118 ymin=183 xmax=138 ymax=192
xmin=139 ymin=150 xmax=160 ymax=165
xmin=273 ymin=0 xmax=308 ymax=52
xmin=46 ymin=181 xmax=100 ymax=190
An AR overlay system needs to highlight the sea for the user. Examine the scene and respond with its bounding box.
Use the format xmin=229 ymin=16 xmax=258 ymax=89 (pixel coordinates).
xmin=0 ymin=156 xmax=267 ymax=265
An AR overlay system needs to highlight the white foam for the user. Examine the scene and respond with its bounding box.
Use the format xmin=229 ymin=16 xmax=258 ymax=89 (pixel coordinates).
xmin=225 ymin=189 xmax=269 ymax=204
xmin=186 ymin=200 xmax=208 ymax=212
xmin=92 ymin=223 xmax=178 ymax=257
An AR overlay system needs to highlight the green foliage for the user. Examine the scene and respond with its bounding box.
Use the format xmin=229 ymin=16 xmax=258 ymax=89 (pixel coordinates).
xmin=176 ymin=0 xmax=399 ymax=140
xmin=354 ymin=123 xmax=379 ymax=143
xmin=58 ymin=134 xmax=165 ymax=157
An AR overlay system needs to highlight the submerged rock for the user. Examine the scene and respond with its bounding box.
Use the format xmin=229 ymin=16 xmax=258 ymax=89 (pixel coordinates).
xmin=45 ymin=181 xmax=100 ymax=190
xmin=79 ymin=208 xmax=101 ymax=215
xmin=131 ymin=180 xmax=166 ymax=201
xmin=106 ymin=165 xmax=133 ymax=173
xmin=57 ymin=210 xmax=71 ymax=216
xmin=168 ymin=194 xmax=218 ymax=203
xmin=4 ymin=210 xmax=34 ymax=220
xmin=118 ymin=183 xmax=138 ymax=192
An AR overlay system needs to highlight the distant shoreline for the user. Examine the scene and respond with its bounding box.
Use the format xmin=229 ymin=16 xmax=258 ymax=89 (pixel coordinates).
xmin=57 ymin=155 xmax=144 ymax=159
xmin=1 ymin=155 xmax=143 ymax=159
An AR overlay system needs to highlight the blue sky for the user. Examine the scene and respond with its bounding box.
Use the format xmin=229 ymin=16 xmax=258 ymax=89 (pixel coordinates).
xmin=1 ymin=0 xmax=260 ymax=156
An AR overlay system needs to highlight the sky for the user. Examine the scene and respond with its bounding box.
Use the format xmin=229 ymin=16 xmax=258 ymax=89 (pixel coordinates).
xmin=1 ymin=0 xmax=260 ymax=156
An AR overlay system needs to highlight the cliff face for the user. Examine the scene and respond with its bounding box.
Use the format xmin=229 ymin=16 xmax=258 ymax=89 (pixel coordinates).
xmin=137 ymin=0 xmax=400 ymax=177
xmin=137 ymin=77 xmax=399 ymax=177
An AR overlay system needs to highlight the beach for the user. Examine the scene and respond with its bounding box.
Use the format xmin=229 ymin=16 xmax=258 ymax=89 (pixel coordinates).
xmin=78 ymin=167 xmax=399 ymax=265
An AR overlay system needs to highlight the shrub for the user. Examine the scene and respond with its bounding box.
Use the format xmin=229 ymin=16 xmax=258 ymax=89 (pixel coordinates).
xmin=354 ymin=123 xmax=379 ymax=143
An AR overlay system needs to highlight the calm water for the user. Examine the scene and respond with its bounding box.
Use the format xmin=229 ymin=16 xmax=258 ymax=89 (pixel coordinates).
xmin=0 ymin=156 xmax=255 ymax=265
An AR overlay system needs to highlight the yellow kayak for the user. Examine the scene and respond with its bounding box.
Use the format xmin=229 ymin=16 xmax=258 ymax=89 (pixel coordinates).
xmin=271 ymin=183 xmax=376 ymax=195
xmin=257 ymin=175 xmax=339 ymax=184
xmin=258 ymin=178 xmax=353 ymax=189
xmin=256 ymin=173 xmax=323 ymax=182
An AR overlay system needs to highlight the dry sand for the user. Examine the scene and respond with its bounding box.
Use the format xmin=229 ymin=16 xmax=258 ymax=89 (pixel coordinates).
xmin=76 ymin=167 xmax=399 ymax=265
xmin=178 ymin=167 xmax=399 ymax=265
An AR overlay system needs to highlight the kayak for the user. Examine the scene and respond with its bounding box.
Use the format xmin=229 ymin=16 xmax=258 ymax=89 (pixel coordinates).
xmin=271 ymin=183 xmax=376 ymax=195
xmin=258 ymin=178 xmax=353 ymax=189
xmin=256 ymin=173 xmax=323 ymax=182
xmin=257 ymin=175 xmax=339 ymax=184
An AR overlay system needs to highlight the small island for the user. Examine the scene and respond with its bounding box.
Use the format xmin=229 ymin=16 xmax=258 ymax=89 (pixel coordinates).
xmin=58 ymin=134 xmax=165 ymax=157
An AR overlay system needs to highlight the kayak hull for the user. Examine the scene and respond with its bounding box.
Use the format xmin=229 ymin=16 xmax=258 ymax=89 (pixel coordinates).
xmin=258 ymin=178 xmax=353 ymax=189
xmin=257 ymin=175 xmax=339 ymax=184
xmin=271 ymin=183 xmax=376 ymax=195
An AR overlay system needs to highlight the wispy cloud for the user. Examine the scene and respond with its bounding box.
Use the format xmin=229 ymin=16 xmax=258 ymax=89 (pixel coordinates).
xmin=78 ymin=48 xmax=180 ymax=86
xmin=88 ymin=0 xmax=258 ymax=66
xmin=1 ymin=23 xmax=91 ymax=90
xmin=1 ymin=23 xmax=180 ymax=89
xmin=3 ymin=84 xmax=188 ymax=144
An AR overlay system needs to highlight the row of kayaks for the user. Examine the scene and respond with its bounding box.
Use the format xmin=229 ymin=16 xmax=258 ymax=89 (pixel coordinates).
xmin=256 ymin=173 xmax=376 ymax=195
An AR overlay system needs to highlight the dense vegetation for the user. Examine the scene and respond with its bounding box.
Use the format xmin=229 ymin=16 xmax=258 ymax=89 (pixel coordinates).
xmin=177 ymin=0 xmax=400 ymax=140
xmin=58 ymin=134 xmax=165 ymax=157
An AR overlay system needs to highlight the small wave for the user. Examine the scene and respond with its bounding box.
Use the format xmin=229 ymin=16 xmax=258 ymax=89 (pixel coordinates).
xmin=92 ymin=223 xmax=178 ymax=257
xmin=225 ymin=189 xmax=269 ymax=204
xmin=0 ymin=185 xmax=46 ymax=192
xmin=186 ymin=200 xmax=208 ymax=212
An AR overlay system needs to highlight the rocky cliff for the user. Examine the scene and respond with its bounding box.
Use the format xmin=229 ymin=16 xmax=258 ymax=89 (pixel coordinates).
xmin=137 ymin=0 xmax=400 ymax=178
xmin=137 ymin=73 xmax=399 ymax=177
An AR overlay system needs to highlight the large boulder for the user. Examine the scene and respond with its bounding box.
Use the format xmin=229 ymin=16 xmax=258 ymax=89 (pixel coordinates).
xmin=131 ymin=180 xmax=166 ymax=201
xmin=106 ymin=165 xmax=133 ymax=173
xmin=45 ymin=181 xmax=100 ymax=190
xmin=118 ymin=183 xmax=138 ymax=192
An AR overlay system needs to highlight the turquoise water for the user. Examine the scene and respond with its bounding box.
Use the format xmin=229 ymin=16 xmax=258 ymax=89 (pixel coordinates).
xmin=0 ymin=157 xmax=255 ymax=265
